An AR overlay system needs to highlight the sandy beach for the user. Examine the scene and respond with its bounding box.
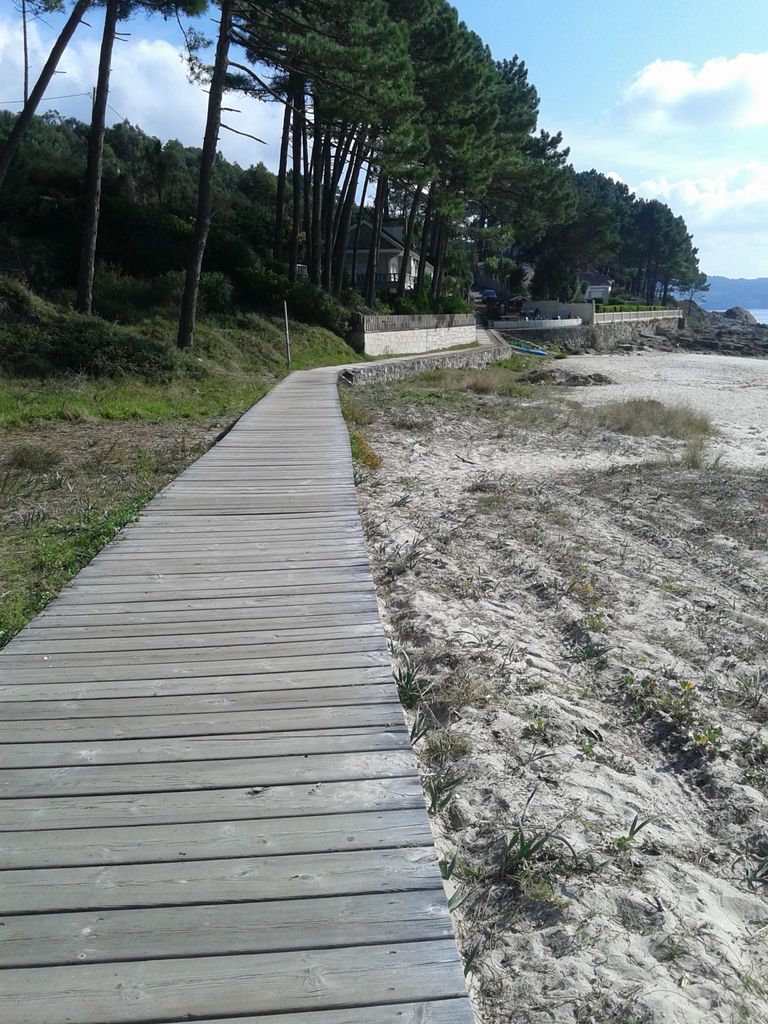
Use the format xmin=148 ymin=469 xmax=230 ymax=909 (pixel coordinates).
xmin=349 ymin=350 xmax=768 ymax=1024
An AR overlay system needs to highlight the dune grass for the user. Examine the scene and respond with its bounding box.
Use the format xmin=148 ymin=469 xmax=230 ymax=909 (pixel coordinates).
xmin=575 ymin=398 xmax=714 ymax=439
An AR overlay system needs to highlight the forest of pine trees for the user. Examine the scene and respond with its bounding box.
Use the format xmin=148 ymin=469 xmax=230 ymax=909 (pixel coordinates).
xmin=0 ymin=0 xmax=703 ymax=350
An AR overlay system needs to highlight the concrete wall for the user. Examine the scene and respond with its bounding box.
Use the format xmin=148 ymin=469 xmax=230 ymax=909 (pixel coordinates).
xmin=352 ymin=313 xmax=477 ymax=356
xmin=522 ymin=300 xmax=594 ymax=322
xmin=492 ymin=318 xmax=581 ymax=330
xmin=361 ymin=323 xmax=477 ymax=356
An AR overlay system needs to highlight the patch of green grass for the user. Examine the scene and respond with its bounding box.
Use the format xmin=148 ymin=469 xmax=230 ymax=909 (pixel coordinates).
xmin=349 ymin=429 xmax=382 ymax=470
xmin=1 ymin=495 xmax=150 ymax=646
xmin=0 ymin=310 xmax=360 ymax=428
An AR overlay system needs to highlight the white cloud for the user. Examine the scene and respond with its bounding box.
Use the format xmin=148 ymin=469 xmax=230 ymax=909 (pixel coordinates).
xmin=618 ymin=51 xmax=768 ymax=131
xmin=0 ymin=14 xmax=284 ymax=169
xmin=635 ymin=164 xmax=768 ymax=276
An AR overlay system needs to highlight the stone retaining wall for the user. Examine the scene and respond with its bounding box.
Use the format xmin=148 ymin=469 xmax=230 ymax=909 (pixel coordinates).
xmin=495 ymin=320 xmax=682 ymax=352
xmin=339 ymin=339 xmax=506 ymax=385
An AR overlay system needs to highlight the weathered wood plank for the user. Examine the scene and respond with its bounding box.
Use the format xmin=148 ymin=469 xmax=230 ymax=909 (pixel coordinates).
xmin=2 ymin=699 xmax=404 ymax=744
xmin=0 ymin=776 xmax=424 ymax=831
xmin=0 ymin=748 xmax=415 ymax=798
xmin=0 ymin=940 xmax=468 ymax=1024
xmin=5 ymin=622 xmax=384 ymax=656
xmin=0 ymin=725 xmax=408 ymax=768
xmin=0 ymin=846 xmax=441 ymax=914
xmin=0 ymin=807 xmax=431 ymax=869
xmin=1 ymin=890 xmax=454 ymax=967
xmin=159 ymin=1001 xmax=475 ymax=1024
xmin=22 ymin=609 xmax=380 ymax=641
xmin=0 ymin=664 xmax=393 ymax=706
xmin=1 ymin=648 xmax=391 ymax=685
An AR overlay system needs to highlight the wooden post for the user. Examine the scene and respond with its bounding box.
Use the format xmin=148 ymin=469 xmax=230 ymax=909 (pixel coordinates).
xmin=283 ymin=299 xmax=292 ymax=368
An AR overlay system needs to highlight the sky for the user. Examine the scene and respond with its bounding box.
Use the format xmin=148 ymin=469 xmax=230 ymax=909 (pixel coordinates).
xmin=1 ymin=0 xmax=767 ymax=278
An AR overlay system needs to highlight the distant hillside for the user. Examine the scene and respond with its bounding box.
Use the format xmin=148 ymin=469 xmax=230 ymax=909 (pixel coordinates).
xmin=705 ymin=276 xmax=768 ymax=310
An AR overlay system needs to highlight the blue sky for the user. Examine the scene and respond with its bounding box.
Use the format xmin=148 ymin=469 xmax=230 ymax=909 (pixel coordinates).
xmin=1 ymin=0 xmax=767 ymax=277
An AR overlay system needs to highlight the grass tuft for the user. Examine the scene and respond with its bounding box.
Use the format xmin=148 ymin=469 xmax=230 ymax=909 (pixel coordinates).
xmin=575 ymin=398 xmax=713 ymax=439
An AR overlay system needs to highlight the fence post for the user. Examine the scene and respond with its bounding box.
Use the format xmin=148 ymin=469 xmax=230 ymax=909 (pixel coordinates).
xmin=283 ymin=299 xmax=292 ymax=368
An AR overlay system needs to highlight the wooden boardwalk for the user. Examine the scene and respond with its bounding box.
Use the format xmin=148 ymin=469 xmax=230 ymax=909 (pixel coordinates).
xmin=0 ymin=368 xmax=473 ymax=1024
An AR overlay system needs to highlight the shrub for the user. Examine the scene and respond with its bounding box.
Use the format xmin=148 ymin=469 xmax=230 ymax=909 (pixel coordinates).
xmin=235 ymin=268 xmax=349 ymax=337
xmin=198 ymin=271 xmax=233 ymax=314
xmin=0 ymin=311 xmax=179 ymax=379
xmin=0 ymin=276 xmax=35 ymax=316
xmin=93 ymin=267 xmax=184 ymax=322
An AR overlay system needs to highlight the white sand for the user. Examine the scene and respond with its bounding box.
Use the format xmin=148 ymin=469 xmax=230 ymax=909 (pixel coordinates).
xmin=355 ymin=352 xmax=768 ymax=1024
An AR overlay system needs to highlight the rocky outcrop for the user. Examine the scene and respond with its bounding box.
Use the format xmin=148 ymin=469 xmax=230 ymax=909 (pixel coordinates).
xmin=723 ymin=306 xmax=757 ymax=325
xmin=656 ymin=307 xmax=768 ymax=358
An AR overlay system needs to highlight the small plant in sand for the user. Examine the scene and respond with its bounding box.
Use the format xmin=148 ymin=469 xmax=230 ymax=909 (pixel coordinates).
xmin=393 ymin=653 xmax=431 ymax=709
xmin=422 ymin=728 xmax=473 ymax=766
xmin=736 ymin=735 xmax=768 ymax=791
xmin=425 ymin=771 xmax=463 ymax=815
xmin=611 ymin=814 xmax=658 ymax=854
xmin=623 ymin=674 xmax=723 ymax=755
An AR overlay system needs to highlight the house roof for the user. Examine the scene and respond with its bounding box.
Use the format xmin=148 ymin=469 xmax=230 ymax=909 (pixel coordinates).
xmin=581 ymin=271 xmax=614 ymax=286
xmin=347 ymin=220 xmax=406 ymax=253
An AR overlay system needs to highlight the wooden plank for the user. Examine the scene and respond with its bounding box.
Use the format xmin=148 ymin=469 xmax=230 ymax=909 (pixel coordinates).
xmin=0 ymin=845 xmax=440 ymax=914
xmin=0 ymin=940 xmax=468 ymax=1024
xmin=0 ymin=665 xmax=393 ymax=707
xmin=28 ymin=591 xmax=377 ymax=624
xmin=0 ymin=726 xmax=408 ymax=768
xmin=2 ymin=700 xmax=404 ymax=744
xmin=0 ymin=776 xmax=425 ymax=830
xmin=41 ymin=579 xmax=375 ymax=607
xmin=158 ymin=1001 xmax=474 ymax=1024
xmin=22 ymin=608 xmax=380 ymax=640
xmin=2 ymin=649 xmax=391 ymax=685
xmin=0 ymin=807 xmax=432 ymax=869
xmin=0 ymin=748 xmax=416 ymax=798
xmin=5 ymin=622 xmax=384 ymax=656
xmin=1 ymin=890 xmax=453 ymax=968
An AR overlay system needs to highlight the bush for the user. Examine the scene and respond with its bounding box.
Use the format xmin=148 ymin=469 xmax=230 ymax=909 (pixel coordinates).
xmin=0 ymin=276 xmax=35 ymax=316
xmin=93 ymin=267 xmax=184 ymax=322
xmin=0 ymin=311 xmax=180 ymax=379
xmin=235 ymin=268 xmax=349 ymax=337
xmin=198 ymin=271 xmax=233 ymax=314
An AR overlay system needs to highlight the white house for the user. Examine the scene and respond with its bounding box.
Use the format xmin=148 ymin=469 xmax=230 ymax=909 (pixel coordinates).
xmin=580 ymin=271 xmax=614 ymax=302
xmin=345 ymin=221 xmax=433 ymax=292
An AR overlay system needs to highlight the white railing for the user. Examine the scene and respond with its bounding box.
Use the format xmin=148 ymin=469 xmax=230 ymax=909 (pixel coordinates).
xmin=593 ymin=309 xmax=680 ymax=324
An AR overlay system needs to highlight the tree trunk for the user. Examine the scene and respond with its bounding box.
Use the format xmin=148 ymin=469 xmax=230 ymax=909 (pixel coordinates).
xmin=350 ymin=157 xmax=372 ymax=295
xmin=301 ymin=113 xmax=311 ymax=249
xmin=364 ymin=173 xmax=387 ymax=307
xmin=397 ymin=185 xmax=422 ymax=296
xmin=176 ymin=0 xmax=232 ymax=351
xmin=415 ymin=184 xmax=434 ymax=295
xmin=0 ymin=0 xmax=90 ymax=191
xmin=430 ymin=217 xmax=445 ymax=299
xmin=319 ymin=129 xmax=354 ymax=292
xmin=21 ymin=0 xmax=29 ymax=103
xmin=309 ymin=127 xmax=324 ymax=285
xmin=332 ymin=138 xmax=366 ymax=298
xmin=273 ymin=98 xmax=291 ymax=260
xmin=75 ymin=0 xmax=119 ymax=315
xmin=288 ymin=83 xmax=303 ymax=283
xmin=320 ymin=132 xmax=334 ymax=292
